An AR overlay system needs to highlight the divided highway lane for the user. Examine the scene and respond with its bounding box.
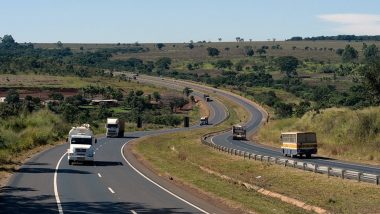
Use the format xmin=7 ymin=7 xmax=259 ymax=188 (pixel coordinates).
xmin=140 ymin=75 xmax=380 ymax=175
xmin=0 ymin=82 xmax=228 ymax=214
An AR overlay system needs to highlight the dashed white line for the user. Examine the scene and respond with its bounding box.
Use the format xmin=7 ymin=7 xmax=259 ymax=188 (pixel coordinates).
xmin=130 ymin=210 xmax=138 ymax=214
xmin=108 ymin=187 xmax=115 ymax=194
xmin=121 ymin=143 xmax=209 ymax=214
xmin=98 ymin=173 xmax=102 ymax=178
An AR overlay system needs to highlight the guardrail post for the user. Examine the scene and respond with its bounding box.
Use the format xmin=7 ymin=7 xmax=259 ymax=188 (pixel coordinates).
xmin=267 ymin=156 xmax=270 ymax=163
xmin=248 ymin=153 xmax=251 ymax=159
xmin=358 ymin=173 xmax=362 ymax=182
xmin=314 ymin=164 xmax=318 ymax=173
xmin=274 ymin=157 xmax=277 ymax=164
xmin=293 ymin=161 xmax=297 ymax=168
xmin=284 ymin=159 xmax=288 ymax=167
xmin=327 ymin=167 xmax=330 ymax=178
xmin=254 ymin=154 xmax=257 ymax=160
xmin=376 ymin=175 xmax=379 ymax=185
xmin=341 ymin=169 xmax=345 ymax=179
xmin=303 ymin=163 xmax=306 ymax=170
xmin=260 ymin=156 xmax=263 ymax=162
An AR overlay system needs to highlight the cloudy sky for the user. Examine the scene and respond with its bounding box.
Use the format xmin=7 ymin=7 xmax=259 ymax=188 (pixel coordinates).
xmin=1 ymin=0 xmax=380 ymax=43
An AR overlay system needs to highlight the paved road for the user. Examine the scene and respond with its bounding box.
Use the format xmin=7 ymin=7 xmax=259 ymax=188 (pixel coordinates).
xmin=0 ymin=79 xmax=229 ymax=214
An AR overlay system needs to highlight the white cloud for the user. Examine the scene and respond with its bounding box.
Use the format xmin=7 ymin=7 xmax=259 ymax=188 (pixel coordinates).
xmin=318 ymin=13 xmax=380 ymax=35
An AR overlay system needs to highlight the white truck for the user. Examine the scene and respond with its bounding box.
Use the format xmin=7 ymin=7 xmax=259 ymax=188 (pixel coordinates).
xmin=67 ymin=124 xmax=97 ymax=165
xmin=200 ymin=116 xmax=209 ymax=125
xmin=106 ymin=118 xmax=125 ymax=138
xmin=232 ymin=124 xmax=246 ymax=140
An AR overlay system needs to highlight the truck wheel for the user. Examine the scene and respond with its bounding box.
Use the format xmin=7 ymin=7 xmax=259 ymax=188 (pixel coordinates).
xmin=69 ymin=160 xmax=73 ymax=165
xmin=306 ymin=154 xmax=312 ymax=158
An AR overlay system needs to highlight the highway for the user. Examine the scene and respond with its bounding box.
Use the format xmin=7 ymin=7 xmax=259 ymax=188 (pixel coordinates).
xmin=0 ymin=79 xmax=229 ymax=214
xmin=1 ymin=75 xmax=380 ymax=214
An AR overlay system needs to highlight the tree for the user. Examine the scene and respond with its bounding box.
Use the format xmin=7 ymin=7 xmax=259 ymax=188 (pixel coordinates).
xmin=206 ymin=47 xmax=220 ymax=57
xmin=359 ymin=57 xmax=380 ymax=104
xmin=57 ymin=41 xmax=63 ymax=49
xmin=49 ymin=92 xmax=64 ymax=101
xmin=215 ymin=60 xmax=233 ymax=69
xmin=156 ymin=43 xmax=165 ymax=50
xmin=275 ymin=56 xmax=299 ymax=77
xmin=155 ymin=57 xmax=172 ymax=70
xmin=335 ymin=48 xmax=344 ymax=56
xmin=1 ymin=35 xmax=15 ymax=44
xmin=275 ymin=102 xmax=293 ymax=118
xmin=235 ymin=37 xmax=241 ymax=42
xmin=342 ymin=45 xmax=358 ymax=63
xmin=183 ymin=87 xmax=193 ymax=97
xmin=363 ymin=44 xmax=379 ymax=62
xmin=256 ymin=48 xmax=266 ymax=56
xmin=152 ymin=91 xmax=161 ymax=102
xmin=5 ymin=89 xmax=20 ymax=105
xmin=218 ymin=38 xmax=222 ymax=42
xmin=244 ymin=46 xmax=254 ymax=56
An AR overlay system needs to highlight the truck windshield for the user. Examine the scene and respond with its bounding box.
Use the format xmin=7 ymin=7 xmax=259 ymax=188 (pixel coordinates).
xmin=71 ymin=137 xmax=92 ymax=145
xmin=107 ymin=124 xmax=118 ymax=128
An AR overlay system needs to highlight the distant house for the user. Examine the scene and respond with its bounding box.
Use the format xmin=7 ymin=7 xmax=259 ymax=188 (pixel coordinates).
xmin=90 ymin=99 xmax=119 ymax=106
xmin=0 ymin=97 xmax=6 ymax=103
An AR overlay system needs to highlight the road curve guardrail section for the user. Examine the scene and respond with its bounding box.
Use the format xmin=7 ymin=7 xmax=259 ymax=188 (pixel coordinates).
xmin=201 ymin=135 xmax=380 ymax=185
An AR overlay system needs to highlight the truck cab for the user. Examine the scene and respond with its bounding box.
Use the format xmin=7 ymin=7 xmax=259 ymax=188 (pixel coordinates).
xmin=200 ymin=116 xmax=209 ymax=126
xmin=67 ymin=124 xmax=96 ymax=165
xmin=203 ymin=94 xmax=212 ymax=102
xmin=232 ymin=124 xmax=246 ymax=140
xmin=106 ymin=118 xmax=125 ymax=138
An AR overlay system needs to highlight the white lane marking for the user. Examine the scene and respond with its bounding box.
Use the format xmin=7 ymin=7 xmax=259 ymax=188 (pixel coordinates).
xmin=121 ymin=143 xmax=209 ymax=214
xmin=98 ymin=173 xmax=102 ymax=178
xmin=130 ymin=210 xmax=138 ymax=214
xmin=54 ymin=152 xmax=67 ymax=214
xmin=108 ymin=187 xmax=115 ymax=194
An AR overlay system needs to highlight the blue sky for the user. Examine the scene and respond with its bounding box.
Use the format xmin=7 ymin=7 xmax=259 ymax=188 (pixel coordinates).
xmin=1 ymin=0 xmax=380 ymax=43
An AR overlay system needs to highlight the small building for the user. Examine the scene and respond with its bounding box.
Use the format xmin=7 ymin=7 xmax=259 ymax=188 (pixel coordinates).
xmin=90 ymin=99 xmax=119 ymax=106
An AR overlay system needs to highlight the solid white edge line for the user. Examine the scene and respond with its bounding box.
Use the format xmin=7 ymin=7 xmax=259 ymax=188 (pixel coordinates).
xmin=121 ymin=143 xmax=209 ymax=214
xmin=54 ymin=152 xmax=67 ymax=214
xmin=108 ymin=187 xmax=115 ymax=194
xmin=130 ymin=210 xmax=138 ymax=214
xmin=98 ymin=173 xmax=102 ymax=178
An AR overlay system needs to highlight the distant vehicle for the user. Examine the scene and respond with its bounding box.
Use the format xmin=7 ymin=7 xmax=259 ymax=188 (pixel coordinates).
xmin=200 ymin=116 xmax=209 ymax=126
xmin=67 ymin=124 xmax=97 ymax=165
xmin=203 ymin=94 xmax=212 ymax=102
xmin=232 ymin=124 xmax=246 ymax=140
xmin=106 ymin=118 xmax=125 ymax=138
xmin=280 ymin=132 xmax=317 ymax=158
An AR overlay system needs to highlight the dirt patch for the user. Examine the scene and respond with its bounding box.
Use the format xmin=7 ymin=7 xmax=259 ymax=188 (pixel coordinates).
xmin=197 ymin=100 xmax=210 ymax=117
xmin=0 ymin=87 xmax=79 ymax=100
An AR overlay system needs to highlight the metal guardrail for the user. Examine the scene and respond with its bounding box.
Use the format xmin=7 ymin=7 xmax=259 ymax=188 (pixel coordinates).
xmin=201 ymin=136 xmax=380 ymax=186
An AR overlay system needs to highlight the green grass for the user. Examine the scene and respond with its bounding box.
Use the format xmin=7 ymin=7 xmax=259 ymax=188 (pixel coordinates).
xmin=0 ymin=110 xmax=69 ymax=163
xmin=258 ymin=107 xmax=380 ymax=164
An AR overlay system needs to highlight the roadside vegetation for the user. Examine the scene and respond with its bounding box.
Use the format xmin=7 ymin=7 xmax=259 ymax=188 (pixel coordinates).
xmin=0 ymin=73 xmax=199 ymax=164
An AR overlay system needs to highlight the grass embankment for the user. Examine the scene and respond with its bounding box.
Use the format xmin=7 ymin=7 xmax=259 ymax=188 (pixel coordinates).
xmin=134 ymin=95 xmax=380 ymax=213
xmin=259 ymin=107 xmax=380 ymax=165
xmin=0 ymin=110 xmax=68 ymax=164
